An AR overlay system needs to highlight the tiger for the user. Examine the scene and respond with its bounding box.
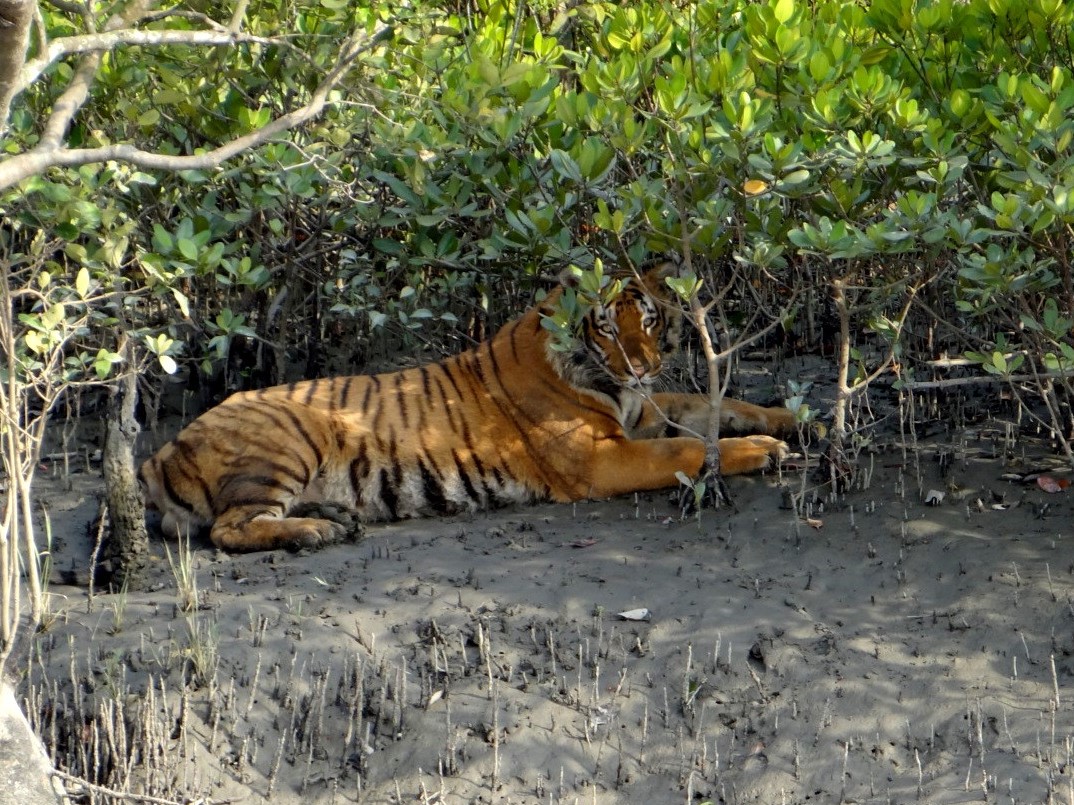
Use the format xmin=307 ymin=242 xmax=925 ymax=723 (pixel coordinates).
xmin=139 ymin=261 xmax=795 ymax=552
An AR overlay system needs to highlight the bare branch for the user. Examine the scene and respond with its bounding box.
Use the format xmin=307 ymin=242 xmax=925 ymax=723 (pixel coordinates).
xmin=229 ymin=0 xmax=250 ymax=33
xmin=38 ymin=46 xmax=101 ymax=147
xmin=42 ymin=0 xmax=85 ymax=16
xmin=899 ymin=369 xmax=1074 ymax=391
xmin=18 ymin=27 xmax=287 ymax=92
xmin=0 ymin=23 xmax=392 ymax=191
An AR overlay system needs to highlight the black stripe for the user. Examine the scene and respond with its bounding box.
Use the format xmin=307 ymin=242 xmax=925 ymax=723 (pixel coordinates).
xmin=361 ymin=379 xmax=374 ymax=412
xmin=213 ymin=496 xmax=287 ymax=517
xmin=349 ymin=441 xmax=369 ymax=506
xmin=371 ymin=400 xmax=386 ymax=452
xmin=419 ymin=459 xmax=450 ymax=513
xmin=339 ymin=376 xmax=355 ymax=410
xmin=389 ymin=437 xmax=403 ymax=489
xmin=237 ymin=406 xmax=321 ymax=481
xmin=433 ymin=370 xmax=460 ymax=434
xmin=394 ymin=372 xmax=409 ymax=428
xmin=303 ymin=380 xmax=319 ymax=406
xmin=460 ymin=417 xmax=479 ymax=457
xmin=451 ymin=450 xmax=481 ymax=504
xmin=419 ymin=366 xmax=432 ymax=398
xmin=591 ymin=375 xmax=621 ymax=399
xmin=280 ymin=407 xmax=325 ymax=467
xmin=160 ymin=465 xmax=196 ymax=512
xmin=471 ymin=450 xmax=487 ymax=477
xmin=169 ymin=440 xmax=213 ymax=507
xmin=440 ymin=360 xmax=465 ymax=400
xmin=379 ymin=467 xmax=399 ymax=520
xmin=487 ymin=466 xmax=509 ymax=504
xmin=509 ymin=322 xmax=522 ymax=364
xmin=219 ymin=473 xmax=299 ymax=495
xmin=255 ymin=458 xmax=311 ymax=486
xmin=466 ymin=351 xmax=486 ymax=385
xmin=230 ymin=500 xmax=289 ymax=525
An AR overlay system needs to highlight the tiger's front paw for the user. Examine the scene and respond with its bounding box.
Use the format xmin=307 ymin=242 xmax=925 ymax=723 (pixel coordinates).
xmin=720 ymin=435 xmax=788 ymax=476
xmin=288 ymin=503 xmax=366 ymax=550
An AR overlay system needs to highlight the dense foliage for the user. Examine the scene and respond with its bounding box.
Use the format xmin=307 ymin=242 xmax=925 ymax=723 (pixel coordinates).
xmin=3 ymin=0 xmax=1074 ymax=429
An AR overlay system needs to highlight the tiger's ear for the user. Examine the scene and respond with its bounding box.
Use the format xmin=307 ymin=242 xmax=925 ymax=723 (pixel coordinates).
xmin=639 ymin=255 xmax=685 ymax=295
xmin=643 ymin=255 xmax=685 ymax=282
xmin=557 ymin=265 xmax=584 ymax=289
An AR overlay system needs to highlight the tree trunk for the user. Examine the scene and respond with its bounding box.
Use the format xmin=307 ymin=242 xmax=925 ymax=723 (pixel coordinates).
xmin=102 ymin=362 xmax=148 ymax=590
xmin=0 ymin=0 xmax=34 ymax=136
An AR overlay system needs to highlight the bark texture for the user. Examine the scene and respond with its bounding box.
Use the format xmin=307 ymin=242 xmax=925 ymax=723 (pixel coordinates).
xmin=0 ymin=0 xmax=33 ymax=135
xmin=102 ymin=365 xmax=148 ymax=589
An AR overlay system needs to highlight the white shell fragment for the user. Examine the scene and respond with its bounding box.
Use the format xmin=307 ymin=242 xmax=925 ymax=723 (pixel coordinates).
xmin=924 ymin=489 xmax=945 ymax=505
xmin=617 ymin=608 xmax=652 ymax=622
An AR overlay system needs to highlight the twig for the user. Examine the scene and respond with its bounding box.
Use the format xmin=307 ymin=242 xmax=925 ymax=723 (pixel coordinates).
xmin=900 ymin=369 xmax=1074 ymax=391
xmin=86 ymin=498 xmax=107 ymax=611
xmin=51 ymin=769 xmax=237 ymax=804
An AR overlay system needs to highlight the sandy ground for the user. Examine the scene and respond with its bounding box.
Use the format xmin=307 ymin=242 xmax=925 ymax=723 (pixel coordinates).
xmin=17 ymin=398 xmax=1074 ymax=805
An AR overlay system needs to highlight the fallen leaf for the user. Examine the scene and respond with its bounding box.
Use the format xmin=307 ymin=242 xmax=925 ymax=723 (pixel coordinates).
xmin=1036 ymin=475 xmax=1070 ymax=493
xmin=805 ymin=517 xmax=823 ymax=529
xmin=566 ymin=538 xmax=598 ymax=548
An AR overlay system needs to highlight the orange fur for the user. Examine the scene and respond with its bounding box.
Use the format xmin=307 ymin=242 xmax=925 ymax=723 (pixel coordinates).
xmin=140 ymin=262 xmax=793 ymax=551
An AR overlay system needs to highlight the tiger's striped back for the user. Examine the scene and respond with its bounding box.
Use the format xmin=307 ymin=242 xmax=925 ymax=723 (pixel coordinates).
xmin=140 ymin=262 xmax=794 ymax=552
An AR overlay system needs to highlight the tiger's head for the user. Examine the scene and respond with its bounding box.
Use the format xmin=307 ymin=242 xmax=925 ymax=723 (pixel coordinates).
xmin=547 ymin=260 xmax=684 ymax=394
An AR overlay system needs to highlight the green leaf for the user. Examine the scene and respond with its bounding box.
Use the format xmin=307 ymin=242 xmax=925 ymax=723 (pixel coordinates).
xmin=41 ymin=303 xmax=66 ymax=330
xmin=177 ymin=237 xmax=198 ymax=261
xmin=93 ymin=349 xmax=123 ymax=380
xmin=373 ymin=238 xmax=403 ymax=255
xmin=152 ymin=224 xmax=174 ymax=254
xmin=75 ymin=267 xmax=90 ymax=298
xmin=549 ymin=149 xmax=583 ymax=184
xmin=172 ymin=289 xmax=190 ymax=318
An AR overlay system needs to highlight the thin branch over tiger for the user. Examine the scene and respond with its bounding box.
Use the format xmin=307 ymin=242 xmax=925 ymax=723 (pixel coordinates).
xmin=140 ymin=261 xmax=794 ymax=552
